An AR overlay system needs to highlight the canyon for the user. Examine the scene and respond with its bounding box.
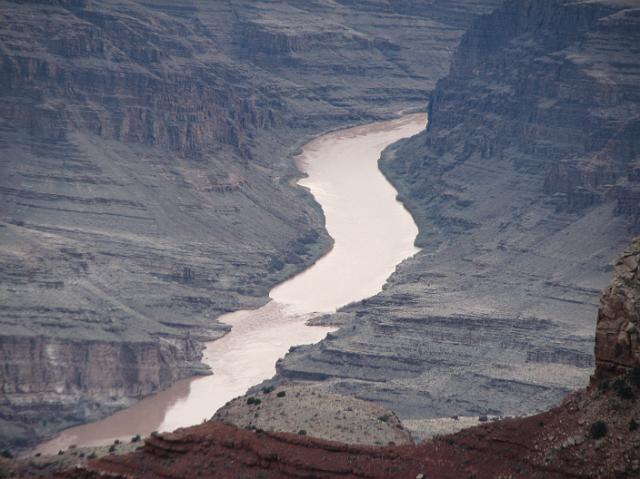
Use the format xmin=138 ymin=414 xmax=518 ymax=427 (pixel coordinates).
xmin=33 ymin=113 xmax=424 ymax=454
xmin=8 ymin=238 xmax=639 ymax=478
xmin=271 ymin=0 xmax=640 ymax=438
xmin=0 ymin=0 xmax=504 ymax=450
xmin=1 ymin=0 xmax=639 ymax=476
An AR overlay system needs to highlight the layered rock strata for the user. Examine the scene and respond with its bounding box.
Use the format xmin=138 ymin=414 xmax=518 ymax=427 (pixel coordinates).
xmin=29 ymin=239 xmax=640 ymax=479
xmin=0 ymin=0 xmax=502 ymax=450
xmin=271 ymin=0 xmax=640 ymax=428
xmin=595 ymin=238 xmax=640 ymax=377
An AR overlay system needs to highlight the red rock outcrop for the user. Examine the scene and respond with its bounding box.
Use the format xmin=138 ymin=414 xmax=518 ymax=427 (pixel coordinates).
xmin=595 ymin=238 xmax=640 ymax=378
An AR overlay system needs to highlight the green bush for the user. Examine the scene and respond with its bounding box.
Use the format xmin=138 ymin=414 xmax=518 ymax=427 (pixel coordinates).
xmin=261 ymin=386 xmax=274 ymax=394
xmin=590 ymin=420 xmax=608 ymax=439
xmin=276 ymin=391 xmax=286 ymax=398
xmin=247 ymin=397 xmax=262 ymax=406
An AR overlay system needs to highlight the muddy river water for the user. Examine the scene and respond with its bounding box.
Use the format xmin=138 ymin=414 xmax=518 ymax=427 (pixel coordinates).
xmin=36 ymin=113 xmax=425 ymax=454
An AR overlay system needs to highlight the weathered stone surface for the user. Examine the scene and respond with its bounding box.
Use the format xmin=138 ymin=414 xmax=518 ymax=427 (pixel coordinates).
xmin=214 ymin=384 xmax=413 ymax=447
xmin=595 ymin=238 xmax=640 ymax=377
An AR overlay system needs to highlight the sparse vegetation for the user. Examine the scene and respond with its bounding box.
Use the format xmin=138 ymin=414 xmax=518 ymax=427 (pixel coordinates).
xmin=590 ymin=420 xmax=608 ymax=439
xmin=267 ymin=257 xmax=285 ymax=272
xmin=613 ymin=379 xmax=635 ymax=400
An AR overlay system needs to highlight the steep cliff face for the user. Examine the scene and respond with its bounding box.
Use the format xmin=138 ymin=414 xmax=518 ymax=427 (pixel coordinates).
xmin=272 ymin=0 xmax=640 ymax=430
xmin=595 ymin=238 xmax=640 ymax=378
xmin=0 ymin=0 xmax=502 ymax=450
xmin=7 ymin=240 xmax=639 ymax=478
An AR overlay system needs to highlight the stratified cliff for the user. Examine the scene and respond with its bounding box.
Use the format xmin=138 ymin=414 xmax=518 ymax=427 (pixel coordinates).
xmin=29 ymin=239 xmax=640 ymax=479
xmin=595 ymin=238 xmax=640 ymax=378
xmin=273 ymin=0 xmax=640 ymax=433
xmin=0 ymin=0 xmax=502 ymax=450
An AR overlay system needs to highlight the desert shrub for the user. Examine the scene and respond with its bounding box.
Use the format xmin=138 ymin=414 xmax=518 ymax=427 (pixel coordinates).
xmin=630 ymin=419 xmax=639 ymax=431
xmin=378 ymin=414 xmax=390 ymax=423
xmin=261 ymin=386 xmax=274 ymax=394
xmin=108 ymin=445 xmax=116 ymax=453
xmin=276 ymin=391 xmax=286 ymax=398
xmin=298 ymin=430 xmax=307 ymax=436
xmin=1 ymin=450 xmax=12 ymax=459
xmin=590 ymin=420 xmax=608 ymax=439
xmin=613 ymin=379 xmax=635 ymax=400
xmin=267 ymin=257 xmax=285 ymax=272
xmin=131 ymin=434 xmax=141 ymax=443
xmin=631 ymin=366 xmax=640 ymax=387
xmin=88 ymin=452 xmax=97 ymax=460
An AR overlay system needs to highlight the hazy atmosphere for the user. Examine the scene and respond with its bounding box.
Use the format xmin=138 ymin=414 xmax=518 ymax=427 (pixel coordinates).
xmin=1 ymin=1 xmax=639 ymax=478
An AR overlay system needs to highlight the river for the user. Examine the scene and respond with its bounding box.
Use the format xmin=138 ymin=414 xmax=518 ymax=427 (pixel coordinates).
xmin=36 ymin=113 xmax=425 ymax=454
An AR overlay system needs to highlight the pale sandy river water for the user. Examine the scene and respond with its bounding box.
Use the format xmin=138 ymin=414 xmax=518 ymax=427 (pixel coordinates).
xmin=36 ymin=113 xmax=425 ymax=454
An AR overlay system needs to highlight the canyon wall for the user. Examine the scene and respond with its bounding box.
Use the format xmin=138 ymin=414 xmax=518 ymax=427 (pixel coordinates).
xmin=595 ymin=237 xmax=640 ymax=378
xmin=0 ymin=0 xmax=502 ymax=450
xmin=11 ymin=239 xmax=640 ymax=478
xmin=273 ymin=0 xmax=640 ymax=431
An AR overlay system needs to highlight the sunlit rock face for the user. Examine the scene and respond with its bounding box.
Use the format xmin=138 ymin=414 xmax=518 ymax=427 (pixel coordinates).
xmin=0 ymin=0 xmax=502 ymax=450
